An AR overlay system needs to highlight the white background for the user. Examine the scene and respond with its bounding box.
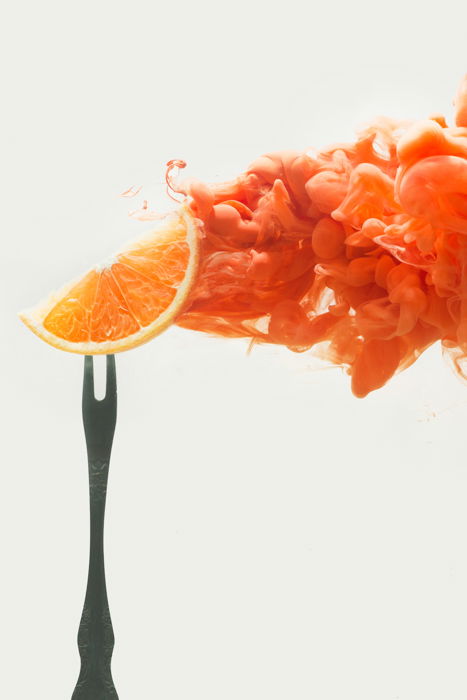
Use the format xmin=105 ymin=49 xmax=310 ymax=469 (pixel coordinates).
xmin=2 ymin=1 xmax=467 ymax=698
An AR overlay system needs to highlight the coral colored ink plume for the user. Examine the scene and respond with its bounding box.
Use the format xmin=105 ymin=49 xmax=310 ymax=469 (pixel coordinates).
xmin=175 ymin=75 xmax=467 ymax=397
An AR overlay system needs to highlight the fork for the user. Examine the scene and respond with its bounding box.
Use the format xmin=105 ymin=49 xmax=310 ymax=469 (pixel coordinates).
xmin=72 ymin=355 xmax=119 ymax=700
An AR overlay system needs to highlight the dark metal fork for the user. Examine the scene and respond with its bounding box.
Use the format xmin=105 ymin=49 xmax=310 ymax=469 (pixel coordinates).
xmin=72 ymin=355 xmax=119 ymax=700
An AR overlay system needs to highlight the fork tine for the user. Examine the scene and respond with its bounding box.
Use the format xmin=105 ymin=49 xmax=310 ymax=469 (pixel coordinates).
xmin=105 ymin=355 xmax=117 ymax=401
xmin=82 ymin=354 xmax=117 ymax=452
xmin=83 ymin=355 xmax=94 ymax=405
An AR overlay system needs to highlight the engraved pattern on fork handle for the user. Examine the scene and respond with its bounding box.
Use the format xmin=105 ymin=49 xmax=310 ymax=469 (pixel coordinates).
xmin=72 ymin=458 xmax=118 ymax=700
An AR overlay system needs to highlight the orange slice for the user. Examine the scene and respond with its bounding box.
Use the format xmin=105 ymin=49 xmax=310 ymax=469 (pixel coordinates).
xmin=19 ymin=208 xmax=200 ymax=354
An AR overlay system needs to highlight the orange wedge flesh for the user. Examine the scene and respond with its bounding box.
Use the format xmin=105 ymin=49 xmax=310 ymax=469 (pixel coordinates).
xmin=19 ymin=209 xmax=199 ymax=354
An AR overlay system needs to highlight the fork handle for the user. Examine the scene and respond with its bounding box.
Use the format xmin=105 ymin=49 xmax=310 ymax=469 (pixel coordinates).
xmin=72 ymin=458 xmax=118 ymax=700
